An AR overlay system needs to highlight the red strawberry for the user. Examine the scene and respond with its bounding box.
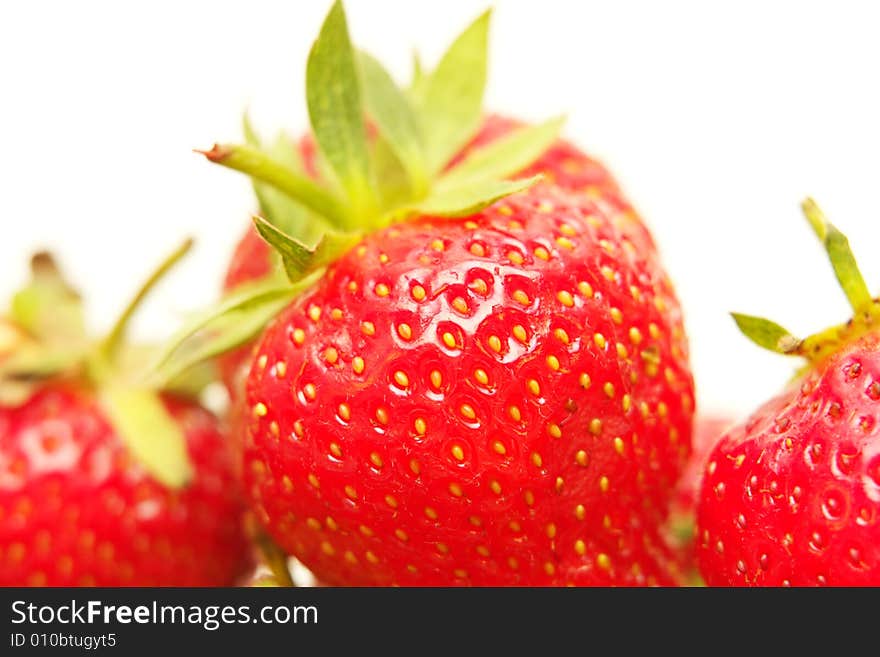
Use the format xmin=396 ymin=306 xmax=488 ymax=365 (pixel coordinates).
xmin=697 ymin=199 xmax=880 ymax=586
xmin=0 ymin=247 xmax=250 ymax=586
xmin=164 ymin=2 xmax=694 ymax=586
xmin=0 ymin=387 xmax=248 ymax=586
xmin=243 ymin=182 xmax=692 ymax=586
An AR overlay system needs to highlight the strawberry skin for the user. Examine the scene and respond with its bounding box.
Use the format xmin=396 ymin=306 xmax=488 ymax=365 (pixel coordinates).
xmin=0 ymin=385 xmax=251 ymax=586
xmin=242 ymin=183 xmax=693 ymax=586
xmin=696 ymin=332 xmax=880 ymax=586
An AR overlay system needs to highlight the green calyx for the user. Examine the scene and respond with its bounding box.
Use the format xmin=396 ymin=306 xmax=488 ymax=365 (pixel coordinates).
xmin=207 ymin=1 xmax=565 ymax=275
xmin=158 ymin=1 xmax=565 ymax=385
xmin=0 ymin=243 xmax=200 ymax=489
xmin=732 ymin=197 xmax=880 ymax=366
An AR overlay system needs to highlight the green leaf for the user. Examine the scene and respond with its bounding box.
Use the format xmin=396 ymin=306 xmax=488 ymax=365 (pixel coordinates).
xmin=242 ymin=111 xmax=261 ymax=148
xmin=413 ymin=175 xmax=542 ymax=218
xmin=253 ymin=216 xmax=362 ymax=282
xmin=416 ymin=9 xmax=491 ymax=173
xmin=242 ymin=115 xmax=328 ymax=243
xmin=114 ymin=344 xmax=218 ymax=400
xmin=731 ymin=312 xmax=800 ymax=354
xmin=441 ymin=116 xmax=566 ymax=185
xmin=11 ymin=253 xmax=85 ymax=344
xmin=201 ymin=143 xmax=346 ymax=227
xmin=157 ymin=297 xmax=293 ymax=386
xmin=102 ymin=239 xmax=193 ymax=363
xmin=253 ymin=216 xmax=316 ymax=281
xmin=100 ymin=387 xmax=193 ymax=488
xmin=306 ymin=0 xmax=376 ymax=223
xmin=358 ymin=50 xmax=427 ymax=196
xmin=243 ymin=114 xmax=304 ymax=174
xmin=310 ymin=230 xmax=363 ymax=269
xmin=371 ymin=136 xmax=414 ymax=211
xmin=0 ymin=344 xmax=85 ymax=380
xmin=801 ymin=197 xmax=872 ymax=314
xmin=411 ymin=50 xmax=425 ymax=95
xmin=153 ymin=275 xmax=321 ymax=386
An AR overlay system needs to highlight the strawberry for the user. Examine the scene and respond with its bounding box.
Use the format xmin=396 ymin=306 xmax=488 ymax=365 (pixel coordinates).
xmin=0 ymin=246 xmax=250 ymax=586
xmin=243 ymin=183 xmax=691 ymax=586
xmin=160 ymin=2 xmax=693 ymax=585
xmin=697 ymin=199 xmax=880 ymax=586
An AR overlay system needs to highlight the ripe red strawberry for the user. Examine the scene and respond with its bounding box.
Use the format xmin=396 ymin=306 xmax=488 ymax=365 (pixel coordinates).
xmin=242 ymin=184 xmax=692 ymax=586
xmin=0 ymin=387 xmax=248 ymax=586
xmin=0 ymin=248 xmax=250 ymax=586
xmin=697 ymin=199 xmax=880 ymax=586
xmin=164 ymin=2 xmax=694 ymax=585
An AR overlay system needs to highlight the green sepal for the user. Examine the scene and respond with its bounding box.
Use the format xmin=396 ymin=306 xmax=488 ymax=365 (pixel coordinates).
xmin=113 ymin=344 xmax=218 ymax=400
xmin=370 ymin=136 xmax=414 ymax=212
xmin=0 ymin=344 xmax=86 ymax=380
xmin=731 ymin=312 xmax=801 ymax=354
xmin=243 ymin=114 xmax=329 ymax=245
xmin=242 ymin=110 xmax=261 ymax=147
xmin=11 ymin=253 xmax=86 ymax=344
xmin=358 ymin=50 xmax=427 ymax=197
xmin=252 ymin=216 xmax=317 ymax=281
xmin=152 ymin=275 xmax=321 ymax=386
xmin=0 ymin=343 xmax=87 ymax=407
xmin=253 ymin=531 xmax=295 ymax=587
xmin=410 ymin=50 xmax=426 ymax=100
xmin=415 ymin=9 xmax=491 ymax=173
xmin=100 ymin=386 xmax=193 ymax=488
xmin=253 ymin=216 xmax=362 ymax=283
xmin=306 ymin=0 xmax=377 ymax=224
xmin=200 ymin=143 xmax=346 ymax=227
xmin=413 ymin=175 xmax=542 ymax=218
xmin=310 ymin=230 xmax=363 ymax=269
xmin=801 ymin=197 xmax=872 ymax=314
xmin=101 ymin=239 xmax=193 ymax=363
xmin=2 ymin=254 xmax=89 ymax=403
xmin=440 ymin=116 xmax=566 ymax=186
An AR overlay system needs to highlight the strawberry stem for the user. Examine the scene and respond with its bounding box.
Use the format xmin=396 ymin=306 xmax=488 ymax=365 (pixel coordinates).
xmin=101 ymin=238 xmax=193 ymax=364
xmin=733 ymin=198 xmax=880 ymax=368
xmin=254 ymin=531 xmax=295 ymax=587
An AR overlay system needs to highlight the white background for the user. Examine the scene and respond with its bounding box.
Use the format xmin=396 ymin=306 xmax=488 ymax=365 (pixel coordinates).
xmin=1 ymin=0 xmax=879 ymax=418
